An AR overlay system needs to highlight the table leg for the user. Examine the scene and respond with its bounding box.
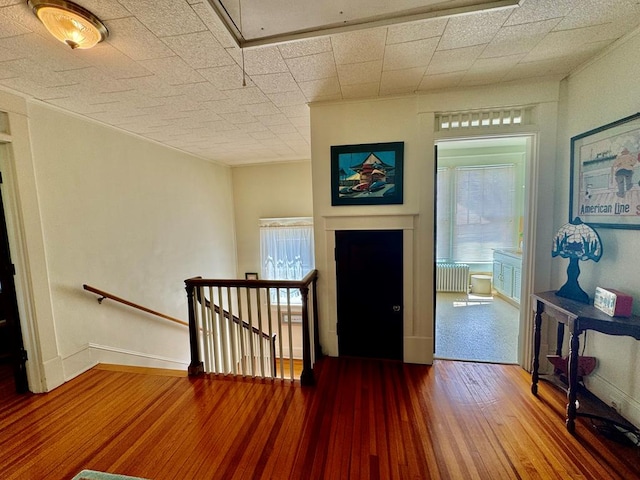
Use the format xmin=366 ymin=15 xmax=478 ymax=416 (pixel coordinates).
xmin=554 ymin=322 xmax=565 ymax=375
xmin=531 ymin=301 xmax=543 ymax=396
xmin=556 ymin=322 xmax=564 ymax=355
xmin=566 ymin=328 xmax=580 ymax=433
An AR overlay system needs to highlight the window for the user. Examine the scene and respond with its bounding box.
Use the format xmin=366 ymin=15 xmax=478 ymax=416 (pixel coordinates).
xmin=260 ymin=217 xmax=314 ymax=303
xmin=437 ymin=165 xmax=516 ymax=263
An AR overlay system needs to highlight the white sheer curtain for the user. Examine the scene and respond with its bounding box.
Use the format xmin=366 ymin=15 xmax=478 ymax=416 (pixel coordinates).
xmin=260 ymin=218 xmax=314 ymax=303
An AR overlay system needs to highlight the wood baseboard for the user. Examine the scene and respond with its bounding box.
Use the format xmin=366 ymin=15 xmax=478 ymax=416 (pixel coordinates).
xmin=94 ymin=363 xmax=188 ymax=377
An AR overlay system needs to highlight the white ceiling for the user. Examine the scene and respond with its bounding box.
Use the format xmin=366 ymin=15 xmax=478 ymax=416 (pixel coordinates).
xmin=1 ymin=0 xmax=639 ymax=166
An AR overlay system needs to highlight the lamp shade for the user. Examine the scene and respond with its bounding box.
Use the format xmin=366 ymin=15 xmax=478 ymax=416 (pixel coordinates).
xmin=28 ymin=0 xmax=108 ymax=49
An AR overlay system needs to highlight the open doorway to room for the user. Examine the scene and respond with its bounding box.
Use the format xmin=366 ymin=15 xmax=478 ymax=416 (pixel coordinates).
xmin=434 ymin=136 xmax=529 ymax=364
xmin=0 ymin=142 xmax=28 ymax=397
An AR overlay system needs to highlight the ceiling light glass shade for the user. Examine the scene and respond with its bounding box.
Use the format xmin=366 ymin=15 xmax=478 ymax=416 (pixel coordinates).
xmin=28 ymin=0 xmax=108 ymax=49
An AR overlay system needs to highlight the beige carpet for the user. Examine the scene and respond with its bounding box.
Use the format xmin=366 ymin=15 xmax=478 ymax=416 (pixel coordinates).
xmin=435 ymin=292 xmax=519 ymax=364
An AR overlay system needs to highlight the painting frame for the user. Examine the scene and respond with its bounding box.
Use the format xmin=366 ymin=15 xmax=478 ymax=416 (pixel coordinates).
xmin=331 ymin=141 xmax=404 ymax=206
xmin=245 ymin=272 xmax=259 ymax=280
xmin=570 ymin=112 xmax=640 ymax=229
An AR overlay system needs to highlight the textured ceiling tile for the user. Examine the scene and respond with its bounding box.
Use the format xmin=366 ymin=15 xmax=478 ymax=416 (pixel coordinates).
xmin=250 ymin=130 xmax=278 ymax=140
xmin=523 ymin=27 xmax=618 ymax=63
xmin=199 ymin=65 xmax=250 ymax=91
xmin=0 ymin=9 xmax=30 ymax=37
xmin=0 ymin=32 xmax=88 ymax=71
xmin=279 ymin=104 xmax=309 ymax=118
xmin=251 ymin=72 xmax=299 ymax=94
xmin=285 ymin=52 xmax=337 ymax=82
xmin=244 ymin=46 xmax=289 ymax=75
xmin=106 ymin=17 xmax=175 ymax=61
xmin=380 ymin=67 xmax=424 ymax=94
xmin=163 ymin=31 xmax=234 ymax=69
xmin=117 ymin=0 xmax=205 ymax=37
xmin=417 ymin=72 xmax=464 ymax=91
xmin=555 ymin=0 xmax=640 ymax=30
xmin=81 ymin=43 xmax=154 ymax=80
xmin=481 ymin=18 xmax=561 ymax=58
xmin=505 ymin=0 xmax=579 ymax=26
xmin=3 ymin=0 xmax=639 ymax=165
xmin=267 ymin=90 xmax=308 ymax=107
xmin=501 ymin=60 xmax=566 ymax=82
xmin=269 ymin=124 xmax=299 ymax=135
xmin=168 ymin=82 xmax=228 ymax=102
xmin=383 ymin=37 xmax=438 ymax=71
xmin=190 ymin=2 xmax=237 ymax=49
xmin=298 ymin=76 xmax=341 ymax=100
xmin=46 ymin=96 xmax=108 ymax=114
xmin=341 ymin=83 xmax=379 ymax=99
xmin=244 ymin=102 xmax=282 ymax=116
xmin=278 ymin=37 xmax=332 ymax=58
xmin=336 ymin=60 xmax=383 ymax=86
xmin=438 ymin=9 xmax=512 ymax=50
xmin=458 ymin=68 xmax=508 ymax=87
xmin=224 ymin=86 xmax=269 ymax=106
xmin=0 ymin=58 xmax=77 ymax=88
xmin=202 ymin=98 xmax=246 ymax=114
xmin=239 ymin=121 xmax=269 ymax=133
xmin=308 ymin=92 xmax=343 ymax=103
xmin=386 ymin=17 xmax=447 ymax=44
xmin=426 ymin=45 xmax=485 ymax=75
xmin=256 ymin=113 xmax=290 ymax=126
xmin=139 ymin=56 xmax=206 ymax=85
xmin=221 ymin=111 xmax=258 ymax=125
xmin=0 ymin=3 xmax=44 ymax=33
xmin=72 ymin=0 xmax=132 ymax=20
xmin=331 ymin=28 xmax=387 ymax=65
xmin=0 ymin=43 xmax=22 ymax=62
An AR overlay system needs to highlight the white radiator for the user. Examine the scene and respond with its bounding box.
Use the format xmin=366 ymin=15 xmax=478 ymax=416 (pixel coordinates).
xmin=436 ymin=263 xmax=470 ymax=292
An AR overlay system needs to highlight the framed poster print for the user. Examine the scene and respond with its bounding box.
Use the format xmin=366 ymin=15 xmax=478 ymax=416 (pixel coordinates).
xmin=570 ymin=112 xmax=640 ymax=229
xmin=331 ymin=141 xmax=404 ymax=206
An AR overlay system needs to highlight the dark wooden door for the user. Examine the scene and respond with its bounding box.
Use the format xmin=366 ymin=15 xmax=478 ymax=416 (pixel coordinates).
xmin=335 ymin=230 xmax=403 ymax=360
xmin=0 ymin=178 xmax=28 ymax=394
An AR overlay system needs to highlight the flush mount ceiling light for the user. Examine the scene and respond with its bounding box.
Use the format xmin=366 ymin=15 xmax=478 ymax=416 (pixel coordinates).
xmin=28 ymin=0 xmax=108 ymax=50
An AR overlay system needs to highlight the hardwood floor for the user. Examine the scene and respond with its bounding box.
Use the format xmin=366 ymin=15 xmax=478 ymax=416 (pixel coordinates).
xmin=1 ymin=358 xmax=639 ymax=479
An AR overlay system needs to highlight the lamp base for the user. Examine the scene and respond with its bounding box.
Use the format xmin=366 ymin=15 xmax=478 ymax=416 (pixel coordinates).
xmin=555 ymin=256 xmax=590 ymax=304
xmin=556 ymin=281 xmax=590 ymax=304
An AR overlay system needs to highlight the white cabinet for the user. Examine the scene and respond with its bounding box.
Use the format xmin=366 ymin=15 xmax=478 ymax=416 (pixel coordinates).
xmin=493 ymin=250 xmax=522 ymax=305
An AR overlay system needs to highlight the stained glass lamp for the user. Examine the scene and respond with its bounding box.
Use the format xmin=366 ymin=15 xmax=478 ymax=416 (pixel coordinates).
xmin=552 ymin=217 xmax=602 ymax=304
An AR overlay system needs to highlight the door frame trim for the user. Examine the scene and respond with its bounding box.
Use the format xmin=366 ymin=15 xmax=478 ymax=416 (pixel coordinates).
xmin=323 ymin=214 xmax=417 ymax=363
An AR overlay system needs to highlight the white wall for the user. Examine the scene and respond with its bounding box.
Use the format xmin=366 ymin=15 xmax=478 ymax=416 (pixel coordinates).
xmin=310 ymin=80 xmax=560 ymax=364
xmin=232 ymin=161 xmax=313 ymax=277
xmin=3 ymin=96 xmax=237 ymax=390
xmin=559 ymin=29 xmax=640 ymax=425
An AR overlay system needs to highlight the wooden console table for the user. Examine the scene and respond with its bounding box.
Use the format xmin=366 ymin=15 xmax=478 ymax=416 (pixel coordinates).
xmin=531 ymin=291 xmax=640 ymax=433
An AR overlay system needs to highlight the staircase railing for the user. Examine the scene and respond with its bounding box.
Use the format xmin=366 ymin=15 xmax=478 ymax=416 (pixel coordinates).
xmin=185 ymin=270 xmax=319 ymax=385
xmin=83 ymin=284 xmax=188 ymax=327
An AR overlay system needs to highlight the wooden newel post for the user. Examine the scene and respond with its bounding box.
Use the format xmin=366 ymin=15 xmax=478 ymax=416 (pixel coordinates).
xmin=186 ymin=282 xmax=204 ymax=376
xmin=300 ymin=285 xmax=315 ymax=386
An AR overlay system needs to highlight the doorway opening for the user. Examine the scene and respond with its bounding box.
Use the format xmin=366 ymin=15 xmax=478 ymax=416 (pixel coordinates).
xmin=0 ymin=143 xmax=28 ymax=397
xmin=434 ymin=136 xmax=530 ymax=363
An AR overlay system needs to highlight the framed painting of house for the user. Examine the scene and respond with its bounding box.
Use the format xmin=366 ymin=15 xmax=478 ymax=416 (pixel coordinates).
xmin=569 ymin=112 xmax=640 ymax=229
xmin=331 ymin=142 xmax=404 ymax=206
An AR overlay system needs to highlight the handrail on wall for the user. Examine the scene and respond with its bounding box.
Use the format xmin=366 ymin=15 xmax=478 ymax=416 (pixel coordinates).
xmin=82 ymin=284 xmax=188 ymax=327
